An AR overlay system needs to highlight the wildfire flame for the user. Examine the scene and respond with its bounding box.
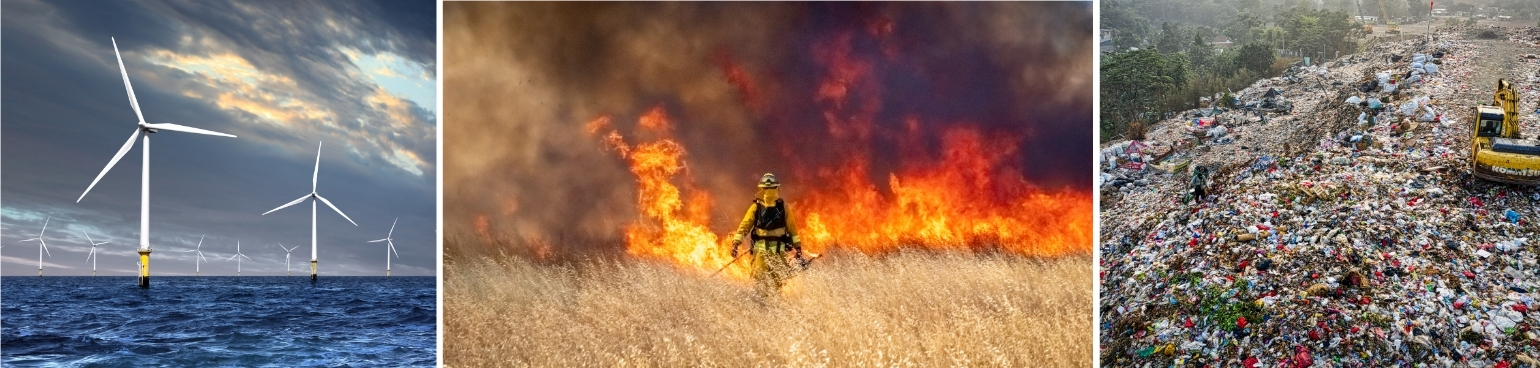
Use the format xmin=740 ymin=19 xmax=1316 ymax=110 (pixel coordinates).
xmin=796 ymin=125 xmax=1092 ymax=256
xmin=590 ymin=110 xmax=739 ymax=276
xmin=583 ymin=16 xmax=1090 ymax=274
xmin=590 ymin=110 xmax=1090 ymax=276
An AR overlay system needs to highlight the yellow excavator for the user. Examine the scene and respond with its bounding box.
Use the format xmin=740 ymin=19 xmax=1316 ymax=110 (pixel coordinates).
xmin=1375 ymin=0 xmax=1401 ymax=34
xmin=1471 ymin=79 xmax=1540 ymax=185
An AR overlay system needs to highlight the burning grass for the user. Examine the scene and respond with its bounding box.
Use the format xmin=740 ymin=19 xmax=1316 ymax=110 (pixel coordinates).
xmin=444 ymin=239 xmax=1092 ymax=367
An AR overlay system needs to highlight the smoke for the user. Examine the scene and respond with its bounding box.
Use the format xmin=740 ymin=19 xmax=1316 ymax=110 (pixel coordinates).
xmin=444 ymin=2 xmax=1092 ymax=253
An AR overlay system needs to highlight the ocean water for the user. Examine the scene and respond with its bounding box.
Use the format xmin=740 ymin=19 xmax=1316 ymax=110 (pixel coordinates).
xmin=1 ymin=276 xmax=435 ymax=367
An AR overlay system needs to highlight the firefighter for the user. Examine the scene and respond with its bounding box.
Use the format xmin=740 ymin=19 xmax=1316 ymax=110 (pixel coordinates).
xmin=730 ymin=173 xmax=806 ymax=295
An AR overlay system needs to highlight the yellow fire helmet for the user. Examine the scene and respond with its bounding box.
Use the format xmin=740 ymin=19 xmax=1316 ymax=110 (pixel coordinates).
xmin=758 ymin=173 xmax=780 ymax=189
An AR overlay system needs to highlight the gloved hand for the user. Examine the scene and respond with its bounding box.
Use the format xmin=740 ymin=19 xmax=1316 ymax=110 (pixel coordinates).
xmin=730 ymin=245 xmax=738 ymax=258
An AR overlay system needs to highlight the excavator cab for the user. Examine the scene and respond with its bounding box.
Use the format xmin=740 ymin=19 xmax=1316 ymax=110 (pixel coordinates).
xmin=1476 ymin=107 xmax=1504 ymax=137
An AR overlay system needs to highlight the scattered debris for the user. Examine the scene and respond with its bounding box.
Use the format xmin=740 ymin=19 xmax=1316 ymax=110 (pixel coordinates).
xmin=1102 ymin=27 xmax=1540 ymax=366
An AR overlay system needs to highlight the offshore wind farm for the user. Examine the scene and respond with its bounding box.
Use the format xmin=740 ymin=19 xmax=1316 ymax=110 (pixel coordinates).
xmin=1 ymin=0 xmax=437 ymax=365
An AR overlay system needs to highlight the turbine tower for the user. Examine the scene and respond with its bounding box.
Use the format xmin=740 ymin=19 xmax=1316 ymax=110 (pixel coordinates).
xmin=263 ymin=141 xmax=356 ymax=281
xmin=226 ymin=240 xmax=251 ymax=276
xmin=77 ymin=38 xmax=237 ymax=288
xmin=19 ymin=216 xmax=53 ymax=276
xmin=175 ymin=235 xmax=210 ymax=276
xmin=277 ymin=243 xmax=299 ymax=276
xmin=83 ymin=230 xmax=110 ymax=276
xmin=368 ymin=217 xmax=400 ymax=277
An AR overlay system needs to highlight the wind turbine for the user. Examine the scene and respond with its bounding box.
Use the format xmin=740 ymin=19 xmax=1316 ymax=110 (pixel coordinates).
xmin=277 ymin=243 xmax=298 ymax=276
xmin=18 ymin=216 xmax=53 ymax=276
xmin=226 ymin=240 xmax=251 ymax=276
xmin=174 ymin=235 xmax=210 ymax=276
xmin=82 ymin=230 xmax=110 ymax=276
xmin=368 ymin=217 xmax=401 ymax=277
xmin=262 ymin=141 xmax=357 ymax=281
xmin=76 ymin=38 xmax=237 ymax=288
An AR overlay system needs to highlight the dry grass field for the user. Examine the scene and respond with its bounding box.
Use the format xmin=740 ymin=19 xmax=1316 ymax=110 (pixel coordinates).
xmin=444 ymin=240 xmax=1092 ymax=367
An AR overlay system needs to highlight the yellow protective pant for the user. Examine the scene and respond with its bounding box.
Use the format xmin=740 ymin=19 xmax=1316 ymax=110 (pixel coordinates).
xmin=749 ymin=240 xmax=795 ymax=296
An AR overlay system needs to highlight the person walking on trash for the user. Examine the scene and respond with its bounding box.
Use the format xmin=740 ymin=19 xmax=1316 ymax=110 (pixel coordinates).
xmin=729 ymin=173 xmax=808 ymax=296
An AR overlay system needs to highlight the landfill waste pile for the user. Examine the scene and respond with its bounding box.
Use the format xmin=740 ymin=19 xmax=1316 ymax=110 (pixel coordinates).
xmin=1101 ymin=27 xmax=1540 ymax=366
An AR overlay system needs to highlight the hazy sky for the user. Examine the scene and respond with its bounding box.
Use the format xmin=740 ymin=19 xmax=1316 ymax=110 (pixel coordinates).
xmin=1 ymin=0 xmax=436 ymax=276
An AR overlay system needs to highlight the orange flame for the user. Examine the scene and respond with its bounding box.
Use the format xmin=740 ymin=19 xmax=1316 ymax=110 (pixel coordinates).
xmin=796 ymin=126 xmax=1092 ymax=256
xmin=584 ymin=17 xmax=1090 ymax=274
xmin=590 ymin=110 xmax=1090 ymax=276
xmin=592 ymin=109 xmax=739 ymax=276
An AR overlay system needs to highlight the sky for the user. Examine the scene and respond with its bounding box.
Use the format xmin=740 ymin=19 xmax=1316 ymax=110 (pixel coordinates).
xmin=444 ymin=2 xmax=1093 ymax=255
xmin=1 ymin=0 xmax=437 ymax=276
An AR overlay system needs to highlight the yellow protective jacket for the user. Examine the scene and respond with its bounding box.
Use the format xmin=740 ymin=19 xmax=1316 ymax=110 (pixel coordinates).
xmin=734 ymin=197 xmax=799 ymax=253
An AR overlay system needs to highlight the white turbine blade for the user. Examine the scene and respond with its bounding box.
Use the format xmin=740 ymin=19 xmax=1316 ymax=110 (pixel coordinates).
xmin=86 ymin=247 xmax=95 ymax=262
xmin=142 ymin=123 xmax=236 ymax=138
xmin=368 ymin=238 xmax=388 ymax=243
xmin=388 ymin=240 xmax=399 ymax=258
xmin=197 ymin=235 xmax=205 ymax=249
xmin=41 ymin=239 xmax=51 ymax=257
xmin=388 ymin=217 xmax=397 ymax=237
xmin=198 ymin=251 xmax=208 ymax=263
xmin=241 ymin=254 xmax=252 ymax=260
xmin=19 ymin=238 xmax=37 ymax=242
xmin=112 ymin=38 xmax=145 ymax=124
xmin=312 ymin=142 xmax=322 ymax=192
xmin=314 ymin=194 xmax=356 ymax=226
xmin=83 ymin=231 xmax=95 ymax=245
xmin=79 ymin=128 xmax=142 ymax=202
xmin=40 ymin=216 xmax=50 ymax=235
xmin=226 ymin=253 xmax=239 ymax=261
xmin=264 ymin=194 xmax=311 ymax=215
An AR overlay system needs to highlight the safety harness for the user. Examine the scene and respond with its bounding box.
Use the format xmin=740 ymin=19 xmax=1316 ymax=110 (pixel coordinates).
xmin=749 ymin=199 xmax=794 ymax=248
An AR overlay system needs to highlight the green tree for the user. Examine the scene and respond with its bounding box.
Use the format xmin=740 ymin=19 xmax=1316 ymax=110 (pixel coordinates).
xmin=1102 ymin=0 xmax=1151 ymax=51
xmin=1223 ymin=12 xmax=1263 ymax=44
xmin=1188 ymin=31 xmax=1216 ymax=72
xmin=1100 ymin=49 xmax=1190 ymax=139
xmin=1280 ymin=7 xmax=1357 ymax=61
xmin=1233 ymin=42 xmax=1275 ymax=74
xmin=1157 ymin=22 xmax=1186 ymax=54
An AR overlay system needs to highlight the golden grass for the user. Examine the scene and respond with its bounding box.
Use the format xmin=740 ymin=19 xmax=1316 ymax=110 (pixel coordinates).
xmin=444 ymin=247 xmax=1092 ymax=367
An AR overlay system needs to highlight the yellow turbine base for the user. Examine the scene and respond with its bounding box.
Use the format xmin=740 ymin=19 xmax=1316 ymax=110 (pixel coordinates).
xmin=138 ymin=249 xmax=152 ymax=288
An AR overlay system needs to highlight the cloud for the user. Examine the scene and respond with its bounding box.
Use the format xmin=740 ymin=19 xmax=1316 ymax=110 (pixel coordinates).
xmin=1 ymin=0 xmax=437 ymax=276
